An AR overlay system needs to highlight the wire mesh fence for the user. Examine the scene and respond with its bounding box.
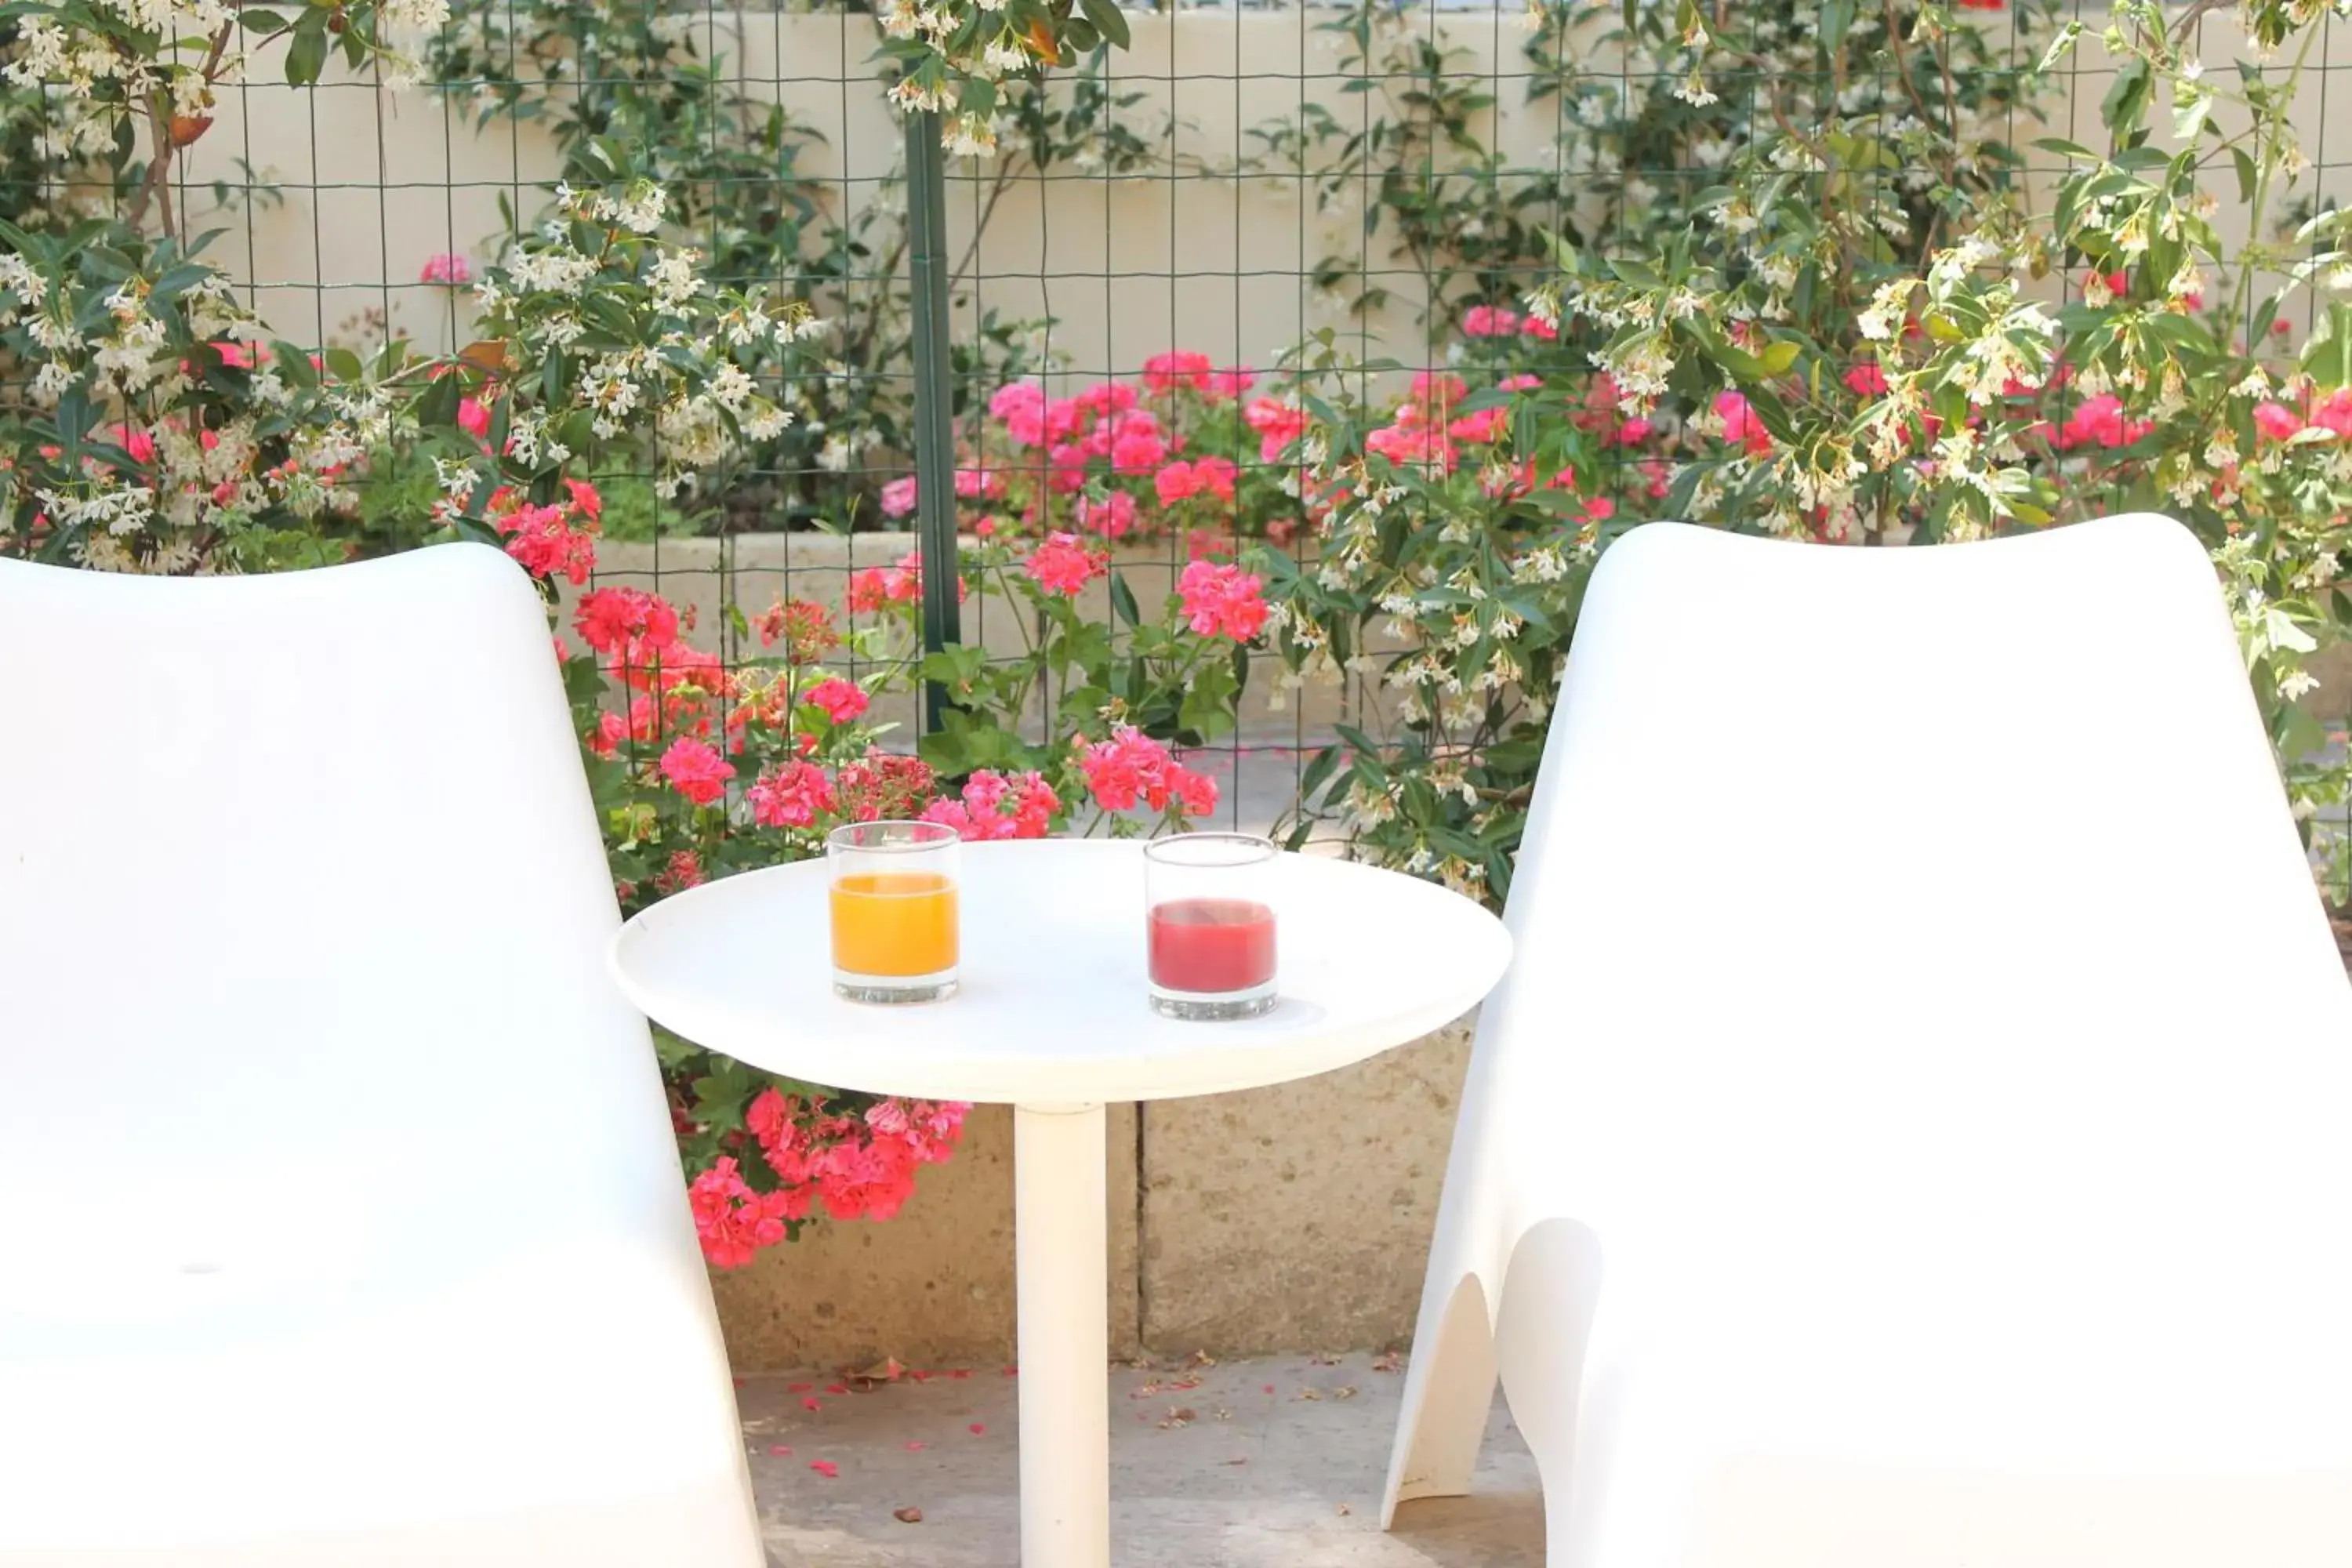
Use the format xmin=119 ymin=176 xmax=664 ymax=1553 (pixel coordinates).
xmin=3 ymin=0 xmax=2348 ymax=912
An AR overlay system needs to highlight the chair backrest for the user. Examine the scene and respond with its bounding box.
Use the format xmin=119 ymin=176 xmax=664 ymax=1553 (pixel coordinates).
xmin=0 ymin=544 xmax=698 ymax=1324
xmin=1465 ymin=514 xmax=2352 ymax=1331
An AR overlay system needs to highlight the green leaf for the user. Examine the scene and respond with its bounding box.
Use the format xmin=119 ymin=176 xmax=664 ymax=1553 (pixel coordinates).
xmin=2233 ymin=147 xmax=2259 ymax=205
xmin=1819 ymin=0 xmax=1855 ymax=53
xmin=321 ymin=346 xmax=364 ymax=383
xmin=285 ymin=17 xmax=329 ymax=86
xmin=1752 ymin=340 xmax=1802 ymax=376
xmin=273 ymin=340 xmax=318 ymax=389
xmin=1294 ymin=744 xmax=1344 ymax=808
xmin=238 ymin=9 xmax=289 ymax=34
xmin=1109 ymin=571 xmax=1140 ymax=629
xmin=2031 ymin=136 xmax=2100 ymax=162
xmin=1076 ymin=0 xmax=1131 ymax=52
xmin=2101 ymin=59 xmax=2151 ymax=138
xmin=415 ymin=371 xmax=462 ymax=430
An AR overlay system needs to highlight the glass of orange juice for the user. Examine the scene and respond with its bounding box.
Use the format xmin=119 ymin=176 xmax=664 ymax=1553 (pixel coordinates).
xmin=827 ymin=820 xmax=960 ymax=1004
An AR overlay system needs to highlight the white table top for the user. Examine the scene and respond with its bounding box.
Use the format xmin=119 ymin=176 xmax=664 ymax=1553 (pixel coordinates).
xmin=608 ymin=838 xmax=1512 ymax=1105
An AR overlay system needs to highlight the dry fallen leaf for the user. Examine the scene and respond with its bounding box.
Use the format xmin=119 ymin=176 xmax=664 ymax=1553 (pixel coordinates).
xmin=1224 ymin=1457 xmax=1249 ymax=1466
xmin=848 ymin=1356 xmax=906 ymax=1389
xmin=1294 ymin=1388 xmax=1322 ymax=1403
xmin=1336 ymin=1503 xmax=1352 ymax=1517
xmin=1191 ymin=1348 xmax=1219 ymax=1368
xmin=1213 ymin=1407 xmax=1232 ymax=1422
xmin=1334 ymin=1385 xmax=1359 ymax=1400
xmin=1371 ymin=1350 xmax=1403 ymax=1374
xmin=1310 ymin=1352 xmax=1341 ymax=1367
xmin=893 ymin=1506 xmax=924 ymax=1525
xmin=1157 ymin=1406 xmax=1197 ymax=1430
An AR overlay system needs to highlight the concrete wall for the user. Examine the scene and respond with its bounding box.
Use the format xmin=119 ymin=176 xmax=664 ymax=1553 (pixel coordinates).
xmin=708 ymin=1030 xmax=1477 ymax=1373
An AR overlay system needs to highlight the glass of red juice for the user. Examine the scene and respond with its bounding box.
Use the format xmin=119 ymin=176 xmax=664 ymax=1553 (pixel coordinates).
xmin=1144 ymin=833 xmax=1279 ymax=1021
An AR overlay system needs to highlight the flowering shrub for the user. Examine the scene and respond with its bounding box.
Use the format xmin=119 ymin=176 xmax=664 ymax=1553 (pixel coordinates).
xmin=1266 ymin=0 xmax=2352 ymax=904
xmin=422 ymin=10 xmax=1157 ymax=532
xmin=877 ymin=352 xmax=1312 ymax=549
xmin=557 ymin=522 xmax=1249 ymax=1263
xmin=1248 ymin=0 xmax=2058 ymax=332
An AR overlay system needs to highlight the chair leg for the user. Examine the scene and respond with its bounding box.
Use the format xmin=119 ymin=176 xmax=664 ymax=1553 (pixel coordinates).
xmin=1382 ymin=1270 xmax=1500 ymax=1524
xmin=1493 ymin=1218 xmax=1606 ymax=1556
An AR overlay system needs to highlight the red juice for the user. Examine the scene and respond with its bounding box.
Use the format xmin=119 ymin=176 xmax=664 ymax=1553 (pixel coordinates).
xmin=1149 ymin=897 xmax=1277 ymax=995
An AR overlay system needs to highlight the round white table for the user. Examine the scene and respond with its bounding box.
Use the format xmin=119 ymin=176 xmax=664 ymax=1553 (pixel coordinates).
xmin=609 ymin=837 xmax=1512 ymax=1568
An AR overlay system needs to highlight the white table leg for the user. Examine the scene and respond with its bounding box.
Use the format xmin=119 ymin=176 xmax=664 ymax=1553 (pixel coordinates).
xmin=1013 ymin=1101 xmax=1111 ymax=1568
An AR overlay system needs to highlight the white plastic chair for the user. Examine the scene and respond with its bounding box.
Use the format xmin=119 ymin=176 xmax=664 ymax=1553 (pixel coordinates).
xmin=1384 ymin=515 xmax=2352 ymax=1564
xmin=0 ymin=546 xmax=763 ymax=1567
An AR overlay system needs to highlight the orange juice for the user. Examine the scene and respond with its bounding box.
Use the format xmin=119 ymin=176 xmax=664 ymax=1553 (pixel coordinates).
xmin=829 ymin=871 xmax=959 ymax=978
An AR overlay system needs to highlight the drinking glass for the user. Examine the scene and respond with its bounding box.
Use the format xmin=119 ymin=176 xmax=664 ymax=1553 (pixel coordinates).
xmin=827 ymin=820 xmax=960 ymax=1004
xmin=1143 ymin=833 xmax=1279 ymax=1020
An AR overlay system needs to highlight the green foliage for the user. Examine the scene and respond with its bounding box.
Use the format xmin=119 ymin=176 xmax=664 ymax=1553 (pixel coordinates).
xmin=1267 ymin=0 xmax=2351 ymax=903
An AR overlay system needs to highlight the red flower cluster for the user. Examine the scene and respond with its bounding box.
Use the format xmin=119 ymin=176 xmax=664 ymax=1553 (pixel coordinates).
xmin=1024 ymin=531 xmax=1108 ymax=596
xmin=2044 ymin=393 xmax=2153 ymax=452
xmin=834 ymin=749 xmax=936 ymax=822
xmin=1460 ymin=303 xmax=1557 ymax=341
xmin=921 ymin=770 xmax=1060 ymax=840
xmin=848 ymin=550 xmax=965 ymax=614
xmin=801 ymin=677 xmax=869 ymax=727
xmin=757 ymin=596 xmax=840 ymax=664
xmin=488 ymin=481 xmax=601 ymax=586
xmin=746 ymin=759 xmax=833 ymax=828
xmin=1176 ymin=560 xmax=1269 ymax=642
xmin=658 ymin=736 xmax=735 ymax=805
xmin=1142 ymin=350 xmax=1255 ymax=401
xmin=1153 ymin=455 xmax=1238 ymax=506
xmin=1076 ymin=726 xmax=1218 ymax=817
xmin=1243 ymin=397 xmax=1309 ymax=463
xmin=741 ymin=1091 xmax=972 ymax=1229
xmin=688 ymin=1156 xmax=796 ymax=1268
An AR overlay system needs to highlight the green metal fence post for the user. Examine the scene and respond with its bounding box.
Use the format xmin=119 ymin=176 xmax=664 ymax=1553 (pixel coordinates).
xmin=904 ymin=110 xmax=961 ymax=737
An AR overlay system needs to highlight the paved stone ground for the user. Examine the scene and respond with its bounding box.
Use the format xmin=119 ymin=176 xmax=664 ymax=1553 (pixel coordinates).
xmin=738 ymin=1352 xmax=1541 ymax=1567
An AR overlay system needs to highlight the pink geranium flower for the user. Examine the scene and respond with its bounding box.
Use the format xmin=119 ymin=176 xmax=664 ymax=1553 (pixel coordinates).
xmin=2254 ymin=401 xmax=2303 ymax=443
xmin=659 ymin=737 xmax=735 ymax=805
xmin=1243 ymin=397 xmax=1308 ymax=463
xmin=1203 ymin=366 xmax=1255 ymax=401
xmin=921 ymin=770 xmax=1061 ymax=840
xmin=1177 ymin=560 xmax=1269 ymax=642
xmin=1024 ymin=531 xmax=1106 ymax=596
xmin=747 ymin=760 xmax=834 ymax=829
xmin=1074 ymin=726 xmax=1218 ymax=817
xmin=1715 ymin=390 xmax=1774 ymax=456
xmin=1843 ymin=362 xmax=1889 ymax=397
xmin=802 ymin=677 xmax=869 ymax=726
xmin=1142 ymin=350 xmax=1214 ymax=394
xmin=880 ymin=474 xmax=919 ymax=519
xmin=1073 ymin=490 xmax=1139 ymax=539
xmin=688 ymin=1157 xmax=793 ymax=1269
xmin=1461 ymin=303 xmax=1521 ymax=337
xmin=420 ymin=252 xmax=474 ymax=286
